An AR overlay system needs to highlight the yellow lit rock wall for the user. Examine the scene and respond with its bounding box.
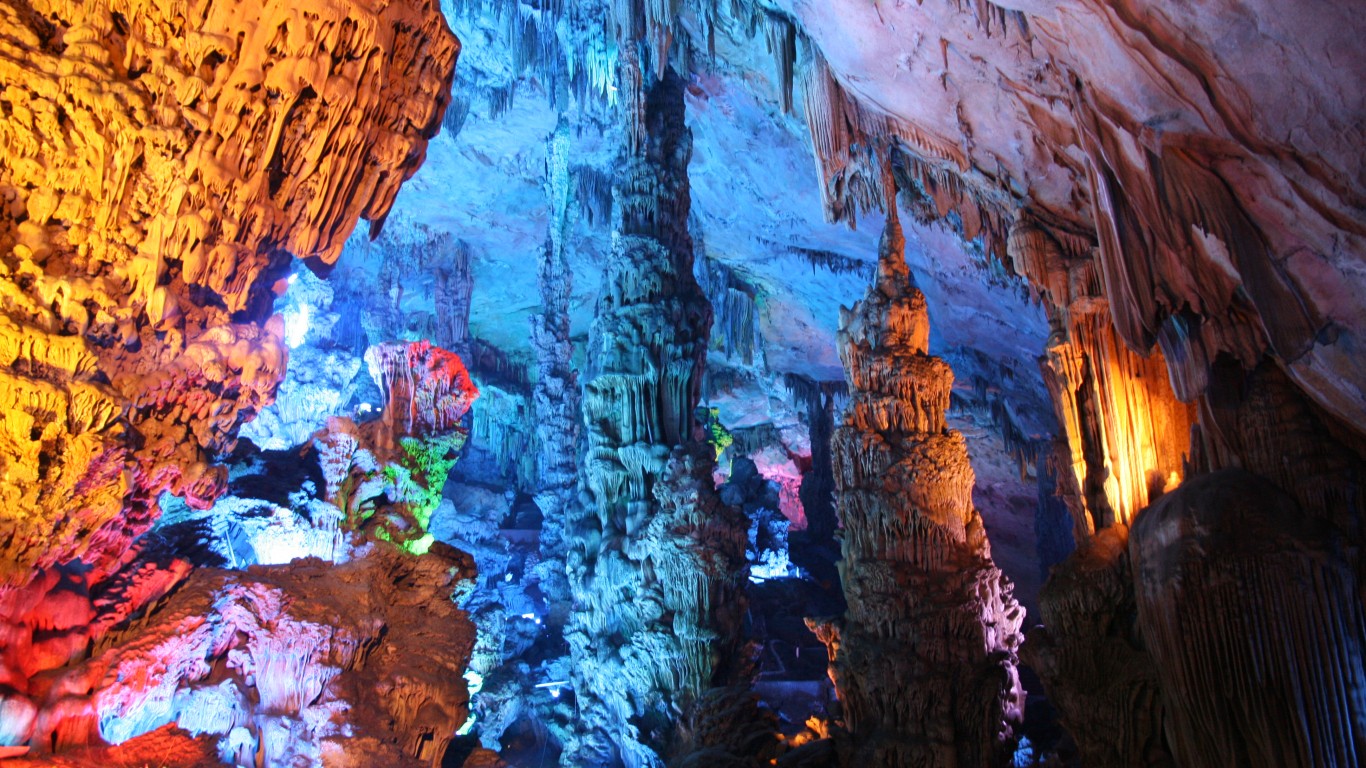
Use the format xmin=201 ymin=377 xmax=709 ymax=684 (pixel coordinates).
xmin=0 ymin=0 xmax=458 ymax=584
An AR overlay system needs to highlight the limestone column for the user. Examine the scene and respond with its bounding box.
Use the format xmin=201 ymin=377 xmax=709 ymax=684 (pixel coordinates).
xmin=819 ymin=201 xmax=1025 ymax=767
xmin=560 ymin=66 xmax=746 ymax=767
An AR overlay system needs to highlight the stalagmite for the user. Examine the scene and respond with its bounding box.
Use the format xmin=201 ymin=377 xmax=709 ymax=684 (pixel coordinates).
xmin=1022 ymin=526 xmax=1171 ymax=768
xmin=817 ymin=191 xmax=1024 ymax=766
xmin=533 ymin=122 xmax=584 ymax=618
xmin=561 ymin=66 xmax=748 ymax=768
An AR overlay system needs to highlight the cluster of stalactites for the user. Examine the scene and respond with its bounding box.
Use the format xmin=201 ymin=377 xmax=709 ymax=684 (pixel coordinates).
xmin=444 ymin=0 xmax=620 ymax=112
xmin=364 ymin=340 xmax=481 ymax=440
xmin=0 ymin=3 xmax=458 ymax=733
xmin=433 ymin=241 xmax=475 ymax=357
xmin=1006 ymin=217 xmax=1196 ymax=534
xmin=820 ymin=208 xmax=1025 ymax=767
xmin=799 ymin=52 xmax=1015 ymax=261
xmin=695 ymin=249 xmax=763 ymax=367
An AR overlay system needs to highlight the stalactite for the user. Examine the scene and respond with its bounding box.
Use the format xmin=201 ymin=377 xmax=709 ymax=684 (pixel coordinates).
xmin=443 ymin=89 xmax=474 ymax=139
xmin=798 ymin=48 xmax=1015 ymax=266
xmin=574 ymin=165 xmax=616 ymax=228
xmin=891 ymin=146 xmax=1013 ymax=264
xmin=468 ymin=383 xmax=537 ymax=491
xmin=365 ymin=341 xmax=480 ymax=442
xmin=762 ymin=11 xmax=797 ymax=114
xmin=1039 ymin=309 xmax=1195 ymax=533
xmin=946 ymin=0 xmax=1029 ymax=40
xmin=817 ymin=198 xmax=1024 ymax=766
xmin=1006 ymin=214 xmax=1198 ymax=534
xmin=488 ymin=84 xmax=518 ymax=120
xmin=784 ymin=373 xmax=845 ymax=542
xmin=695 ymin=252 xmax=763 ymax=367
xmin=800 ymin=49 xmax=882 ymax=226
xmin=434 ymin=241 xmax=475 ymax=358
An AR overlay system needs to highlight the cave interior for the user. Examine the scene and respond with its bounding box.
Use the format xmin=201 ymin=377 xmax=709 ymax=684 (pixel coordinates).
xmin=0 ymin=0 xmax=1363 ymax=766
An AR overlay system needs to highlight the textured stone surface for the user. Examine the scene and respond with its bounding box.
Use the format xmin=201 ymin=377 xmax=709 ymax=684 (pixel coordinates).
xmin=0 ymin=0 xmax=1361 ymax=764
xmin=1023 ymin=526 xmax=1171 ymax=767
xmin=561 ymin=65 xmax=749 ymax=767
xmin=784 ymin=0 xmax=1365 ymax=432
xmin=28 ymin=544 xmax=475 ymax=766
xmin=816 ymin=200 xmax=1025 ymax=766
xmin=0 ymin=0 xmax=457 ymax=581
xmin=0 ymin=0 xmax=462 ymax=760
xmin=1131 ymin=470 xmax=1366 ymax=768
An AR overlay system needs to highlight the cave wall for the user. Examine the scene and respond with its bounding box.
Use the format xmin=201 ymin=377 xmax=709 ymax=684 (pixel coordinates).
xmin=0 ymin=0 xmax=463 ymax=758
xmin=0 ymin=0 xmax=1361 ymax=763
xmin=785 ymin=0 xmax=1363 ymax=434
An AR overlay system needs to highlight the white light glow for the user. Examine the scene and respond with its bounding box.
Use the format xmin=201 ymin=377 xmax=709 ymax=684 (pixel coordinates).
xmin=282 ymin=304 xmax=310 ymax=349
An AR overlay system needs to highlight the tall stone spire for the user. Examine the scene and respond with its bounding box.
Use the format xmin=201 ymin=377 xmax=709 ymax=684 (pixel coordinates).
xmin=818 ymin=199 xmax=1026 ymax=766
xmin=560 ymin=67 xmax=747 ymax=768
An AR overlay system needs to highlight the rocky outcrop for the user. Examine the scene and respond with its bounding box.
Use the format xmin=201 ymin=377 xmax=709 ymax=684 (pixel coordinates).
xmin=817 ymin=199 xmax=1025 ymax=766
xmin=1129 ymin=470 xmax=1366 ymax=768
xmin=0 ymin=339 xmax=479 ymax=760
xmin=561 ymin=67 xmax=748 ymax=767
xmin=779 ymin=25 xmax=1366 ymax=766
xmin=22 ymin=543 xmax=477 ymax=766
xmin=0 ymin=0 xmax=457 ymax=586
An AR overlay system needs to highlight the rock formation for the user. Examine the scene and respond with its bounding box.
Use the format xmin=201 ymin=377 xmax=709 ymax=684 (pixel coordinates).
xmin=817 ymin=196 xmax=1025 ymax=766
xmin=318 ymin=339 xmax=480 ymax=553
xmin=1129 ymin=470 xmax=1366 ymax=768
xmin=32 ymin=542 xmax=476 ymax=767
xmin=531 ymin=121 xmax=581 ymax=619
xmin=0 ymin=0 xmax=1361 ymax=764
xmin=0 ymin=0 xmax=457 ymax=585
xmin=561 ymin=66 xmax=748 ymax=767
xmin=784 ymin=24 xmax=1366 ymax=767
xmin=1023 ymin=526 xmax=1171 ymax=768
xmin=0 ymin=0 xmax=465 ymax=758
xmin=787 ymin=374 xmax=844 ymax=543
xmin=788 ymin=0 xmax=1364 ymax=434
